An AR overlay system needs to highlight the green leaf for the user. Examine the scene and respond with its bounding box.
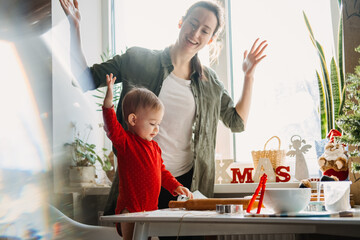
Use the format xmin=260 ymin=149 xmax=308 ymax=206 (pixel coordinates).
xmin=75 ymin=148 xmax=86 ymax=156
xmin=338 ymin=13 xmax=345 ymax=93
xmin=339 ymin=83 xmax=346 ymax=116
xmin=330 ymin=58 xmax=341 ymax=124
xmin=303 ymin=12 xmax=316 ymax=45
xmin=87 ymin=148 xmax=96 ymax=154
xmin=88 ymin=143 xmax=96 ymax=149
xmin=317 ymin=71 xmax=327 ymax=138
xmin=338 ymin=0 xmax=342 ymax=8
xmin=103 ymin=161 xmax=112 ymax=172
xmin=86 ymin=154 xmax=96 ymax=165
xmin=92 ymin=95 xmax=105 ymax=99
xmin=315 ymin=40 xmax=327 ymax=63
xmin=97 ymin=155 xmax=104 ymax=165
xmin=352 ymin=162 xmax=360 ymax=175
xmin=315 ymin=41 xmax=333 ymax=131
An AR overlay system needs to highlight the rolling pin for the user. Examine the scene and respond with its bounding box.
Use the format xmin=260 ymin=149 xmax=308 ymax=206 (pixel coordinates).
xmin=168 ymin=198 xmax=258 ymax=210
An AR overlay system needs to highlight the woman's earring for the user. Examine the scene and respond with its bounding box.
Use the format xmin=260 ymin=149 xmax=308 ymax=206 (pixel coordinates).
xmin=178 ymin=19 xmax=183 ymax=29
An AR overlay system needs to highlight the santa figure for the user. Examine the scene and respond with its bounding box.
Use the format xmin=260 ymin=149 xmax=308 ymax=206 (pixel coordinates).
xmin=318 ymin=129 xmax=349 ymax=181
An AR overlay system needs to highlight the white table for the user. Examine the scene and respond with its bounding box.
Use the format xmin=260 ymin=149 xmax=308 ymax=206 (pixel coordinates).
xmin=100 ymin=209 xmax=360 ymax=239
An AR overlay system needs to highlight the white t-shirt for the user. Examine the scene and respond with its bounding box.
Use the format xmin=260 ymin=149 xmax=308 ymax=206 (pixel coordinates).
xmin=154 ymin=72 xmax=196 ymax=177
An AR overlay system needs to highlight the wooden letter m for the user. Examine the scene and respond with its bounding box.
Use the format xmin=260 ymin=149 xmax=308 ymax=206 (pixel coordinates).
xmin=230 ymin=168 xmax=254 ymax=183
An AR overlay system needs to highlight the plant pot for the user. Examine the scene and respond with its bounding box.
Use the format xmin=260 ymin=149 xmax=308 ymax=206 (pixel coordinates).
xmin=69 ymin=166 xmax=96 ymax=187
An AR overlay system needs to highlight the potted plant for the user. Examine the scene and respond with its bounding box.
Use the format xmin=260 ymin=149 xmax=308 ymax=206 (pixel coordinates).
xmin=303 ymin=9 xmax=345 ymax=139
xmin=336 ymin=46 xmax=360 ymax=183
xmin=65 ymin=123 xmax=113 ymax=187
xmin=303 ymin=6 xmax=346 ymax=165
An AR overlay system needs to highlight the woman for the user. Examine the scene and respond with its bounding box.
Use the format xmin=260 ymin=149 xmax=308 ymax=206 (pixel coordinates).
xmin=60 ymin=0 xmax=267 ymax=222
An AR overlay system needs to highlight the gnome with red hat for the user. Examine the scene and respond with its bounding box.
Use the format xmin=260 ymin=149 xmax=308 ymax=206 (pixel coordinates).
xmin=318 ymin=129 xmax=349 ymax=180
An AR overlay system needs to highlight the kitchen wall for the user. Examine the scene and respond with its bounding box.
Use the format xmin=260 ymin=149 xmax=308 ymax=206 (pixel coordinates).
xmin=343 ymin=0 xmax=360 ymax=74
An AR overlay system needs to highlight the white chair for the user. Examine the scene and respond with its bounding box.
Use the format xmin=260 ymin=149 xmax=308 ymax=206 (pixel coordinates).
xmin=49 ymin=204 xmax=120 ymax=239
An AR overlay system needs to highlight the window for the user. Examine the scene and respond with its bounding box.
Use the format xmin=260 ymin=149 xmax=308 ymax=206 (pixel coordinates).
xmin=113 ymin=0 xmax=209 ymax=64
xmin=228 ymin=0 xmax=336 ymax=177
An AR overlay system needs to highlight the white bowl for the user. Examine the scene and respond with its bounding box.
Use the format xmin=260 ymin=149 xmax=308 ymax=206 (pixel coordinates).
xmin=263 ymin=188 xmax=311 ymax=213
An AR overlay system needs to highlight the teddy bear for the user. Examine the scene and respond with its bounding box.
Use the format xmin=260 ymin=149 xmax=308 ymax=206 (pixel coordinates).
xmin=318 ymin=129 xmax=349 ymax=181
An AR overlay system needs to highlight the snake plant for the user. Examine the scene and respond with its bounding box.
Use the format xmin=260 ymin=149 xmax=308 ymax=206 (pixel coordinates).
xmin=303 ymin=10 xmax=345 ymax=138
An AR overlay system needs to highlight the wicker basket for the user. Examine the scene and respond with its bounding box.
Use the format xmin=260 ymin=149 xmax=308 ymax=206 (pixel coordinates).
xmin=251 ymin=136 xmax=286 ymax=170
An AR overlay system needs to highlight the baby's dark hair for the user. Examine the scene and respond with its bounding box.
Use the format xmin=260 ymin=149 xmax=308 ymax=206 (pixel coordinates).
xmin=122 ymin=88 xmax=164 ymax=123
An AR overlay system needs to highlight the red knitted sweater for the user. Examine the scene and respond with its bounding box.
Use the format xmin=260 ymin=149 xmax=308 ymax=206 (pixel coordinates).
xmin=102 ymin=106 xmax=181 ymax=213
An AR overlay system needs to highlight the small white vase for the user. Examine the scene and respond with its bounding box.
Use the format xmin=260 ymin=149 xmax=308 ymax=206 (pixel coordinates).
xmin=69 ymin=166 xmax=96 ymax=187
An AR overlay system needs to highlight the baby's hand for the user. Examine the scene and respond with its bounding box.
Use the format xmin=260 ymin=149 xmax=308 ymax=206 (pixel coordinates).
xmin=106 ymin=73 xmax=116 ymax=89
xmin=174 ymin=186 xmax=193 ymax=199
xmin=103 ymin=73 xmax=117 ymax=108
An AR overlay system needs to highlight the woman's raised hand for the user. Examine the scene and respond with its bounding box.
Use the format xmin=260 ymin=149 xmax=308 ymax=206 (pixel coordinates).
xmin=59 ymin=0 xmax=81 ymax=27
xmin=242 ymin=38 xmax=268 ymax=79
